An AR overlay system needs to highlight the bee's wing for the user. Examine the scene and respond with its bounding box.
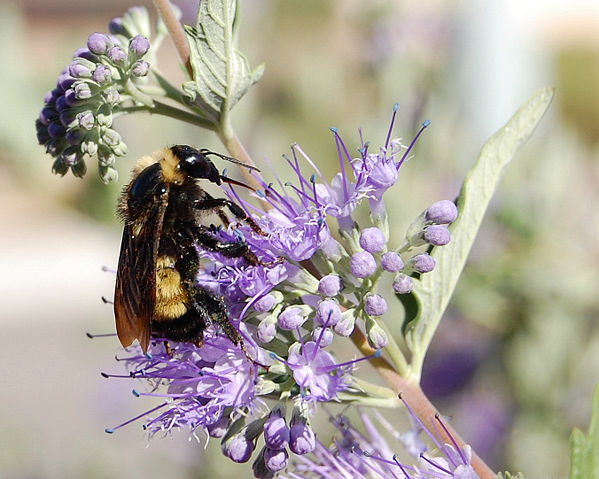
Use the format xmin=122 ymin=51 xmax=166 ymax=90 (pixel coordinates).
xmin=114 ymin=199 xmax=167 ymax=353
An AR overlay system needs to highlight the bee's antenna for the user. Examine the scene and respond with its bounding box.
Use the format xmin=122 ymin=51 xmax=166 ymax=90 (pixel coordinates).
xmin=199 ymin=149 xmax=261 ymax=173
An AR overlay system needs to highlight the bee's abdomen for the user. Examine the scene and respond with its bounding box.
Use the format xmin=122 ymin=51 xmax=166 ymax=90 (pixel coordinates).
xmin=154 ymin=255 xmax=189 ymax=321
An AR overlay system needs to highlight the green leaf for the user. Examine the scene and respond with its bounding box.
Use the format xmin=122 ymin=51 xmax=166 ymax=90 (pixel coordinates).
xmin=569 ymin=385 xmax=599 ymax=479
xmin=403 ymin=87 xmax=554 ymax=380
xmin=182 ymin=0 xmax=264 ymax=126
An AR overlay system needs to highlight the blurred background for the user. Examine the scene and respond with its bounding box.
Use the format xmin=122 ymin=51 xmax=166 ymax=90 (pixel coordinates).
xmin=2 ymin=0 xmax=599 ymax=478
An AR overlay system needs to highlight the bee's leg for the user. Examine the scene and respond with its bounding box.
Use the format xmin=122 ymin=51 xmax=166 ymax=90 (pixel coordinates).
xmin=190 ymin=224 xmax=262 ymax=265
xmin=190 ymin=286 xmax=243 ymax=347
xmin=192 ymin=195 xmax=267 ymax=236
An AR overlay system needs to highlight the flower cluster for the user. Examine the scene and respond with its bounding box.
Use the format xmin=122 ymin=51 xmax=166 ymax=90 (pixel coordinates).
xmin=35 ymin=7 xmax=162 ymax=182
xmin=280 ymin=395 xmax=479 ymax=479
xmin=99 ymin=105 xmax=458 ymax=477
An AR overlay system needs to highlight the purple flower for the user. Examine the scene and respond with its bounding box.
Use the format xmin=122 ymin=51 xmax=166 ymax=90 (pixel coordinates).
xmin=104 ymin=332 xmax=259 ymax=436
xmin=285 ymin=341 xmax=352 ymax=401
xmin=280 ymin=398 xmax=480 ymax=479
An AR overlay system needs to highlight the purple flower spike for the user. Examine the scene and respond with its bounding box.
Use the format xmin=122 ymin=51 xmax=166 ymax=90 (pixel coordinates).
xmin=350 ymin=251 xmax=377 ymax=278
xmin=426 ymin=199 xmax=458 ymax=224
xmin=264 ymin=414 xmax=290 ymax=449
xmin=381 ymin=251 xmax=404 ymax=272
xmin=278 ymin=306 xmax=307 ymax=330
xmin=289 ymin=422 xmax=316 ymax=454
xmin=223 ymin=433 xmax=255 ymax=463
xmin=129 ymin=35 xmax=150 ymax=57
xmin=264 ymin=447 xmax=288 ymax=472
xmin=423 ymin=224 xmax=451 ymax=246
xmin=359 ymin=227 xmax=386 ymax=253
xmin=393 ymin=274 xmax=413 ymax=294
xmin=315 ymin=299 xmax=342 ymax=327
xmin=87 ymin=32 xmax=111 ymax=55
xmin=364 ymin=294 xmax=388 ymax=317
xmin=318 ymin=274 xmax=343 ymax=297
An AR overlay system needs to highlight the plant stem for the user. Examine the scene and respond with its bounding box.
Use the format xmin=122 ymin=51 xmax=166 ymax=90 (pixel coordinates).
xmin=218 ymin=131 xmax=263 ymax=191
xmin=153 ymin=0 xmax=193 ymax=78
xmin=350 ymin=327 xmax=496 ymax=479
xmin=119 ymin=101 xmax=215 ymax=130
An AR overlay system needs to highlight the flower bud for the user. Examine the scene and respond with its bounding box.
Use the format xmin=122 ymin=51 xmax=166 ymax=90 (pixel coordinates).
xmin=408 ymin=253 xmax=435 ymax=273
xmin=68 ymin=59 xmax=93 ymax=78
xmin=107 ymin=46 xmax=127 ymax=65
xmin=359 ymin=227 xmax=386 ymax=253
xmin=318 ymin=274 xmax=343 ymax=297
xmin=207 ymin=415 xmax=230 ymax=438
xmin=364 ymin=293 xmax=388 ymax=317
xmin=131 ymin=60 xmax=149 ymax=77
xmin=252 ymin=449 xmax=275 ymax=479
xmin=426 ymin=200 xmax=458 ymax=224
xmin=333 ymin=309 xmax=356 ymax=337
xmin=277 ymin=306 xmax=306 ymax=330
xmin=93 ymin=64 xmax=112 ymax=84
xmin=77 ymin=111 xmax=95 ymax=130
xmin=263 ymin=413 xmax=289 ymax=450
xmin=366 ymin=317 xmax=388 ymax=349
xmin=381 ymin=251 xmax=404 ymax=272
xmin=312 ymin=327 xmax=333 ymax=348
xmin=289 ymin=422 xmax=315 ymax=454
xmin=392 ymin=274 xmax=413 ymax=294
xmin=254 ymin=293 xmax=276 ymax=313
xmin=222 ymin=433 xmax=254 ymax=463
xmin=350 ymin=251 xmax=377 ymax=278
xmin=87 ymin=32 xmax=111 ymax=55
xmin=264 ymin=447 xmax=288 ymax=472
xmin=258 ymin=317 xmax=276 ymax=343
xmin=315 ymin=299 xmax=342 ymax=327
xmin=129 ymin=35 xmax=150 ymax=57
xmin=423 ymin=225 xmax=451 ymax=246
xmin=74 ymin=82 xmax=92 ymax=100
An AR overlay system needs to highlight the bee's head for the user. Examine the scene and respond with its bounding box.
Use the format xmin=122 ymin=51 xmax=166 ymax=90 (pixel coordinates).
xmin=171 ymin=145 xmax=221 ymax=185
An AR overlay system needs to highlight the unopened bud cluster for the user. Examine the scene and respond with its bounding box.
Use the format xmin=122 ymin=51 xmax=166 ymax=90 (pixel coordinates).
xmin=35 ymin=7 xmax=156 ymax=182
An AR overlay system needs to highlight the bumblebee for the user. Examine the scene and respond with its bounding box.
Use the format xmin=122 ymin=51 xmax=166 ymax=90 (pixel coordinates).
xmin=114 ymin=145 xmax=264 ymax=353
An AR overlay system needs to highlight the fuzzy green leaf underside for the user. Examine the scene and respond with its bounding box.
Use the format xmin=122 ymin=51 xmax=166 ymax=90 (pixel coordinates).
xmin=403 ymin=87 xmax=554 ymax=375
xmin=182 ymin=0 xmax=264 ymax=125
xmin=569 ymin=385 xmax=599 ymax=479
